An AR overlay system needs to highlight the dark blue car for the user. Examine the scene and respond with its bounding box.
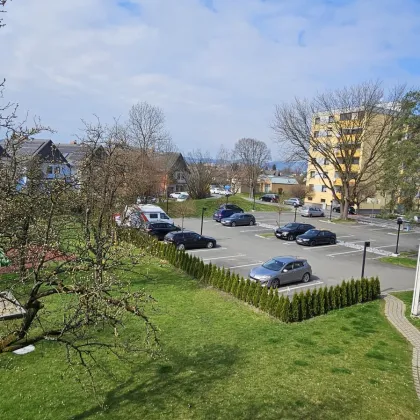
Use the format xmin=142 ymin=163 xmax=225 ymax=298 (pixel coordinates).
xmin=213 ymin=208 xmax=243 ymax=222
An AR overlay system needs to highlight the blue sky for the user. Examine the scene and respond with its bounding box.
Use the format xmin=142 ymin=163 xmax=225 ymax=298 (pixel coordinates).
xmin=1 ymin=0 xmax=420 ymax=158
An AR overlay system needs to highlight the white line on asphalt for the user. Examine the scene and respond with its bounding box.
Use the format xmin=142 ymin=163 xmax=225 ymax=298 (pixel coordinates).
xmin=368 ymin=228 xmax=389 ymax=231
xmin=301 ymin=244 xmax=339 ymax=249
xmin=240 ymin=229 xmax=272 ymax=233
xmin=336 ymin=235 xmax=355 ymax=238
xmin=367 ymin=256 xmax=384 ymax=260
xmin=327 ymin=250 xmax=363 ymax=257
xmin=188 ymin=247 xmax=227 ymax=253
xmin=255 ymin=235 xmax=272 ymax=240
xmin=229 ymin=262 xmax=263 ymax=269
xmin=375 ymin=245 xmax=396 ymax=249
xmin=202 ymin=254 xmax=246 ymax=261
xmin=277 ymin=281 xmax=324 ymax=293
xmin=388 ymin=232 xmax=418 ymax=236
xmin=348 ymin=239 xmax=376 ymax=243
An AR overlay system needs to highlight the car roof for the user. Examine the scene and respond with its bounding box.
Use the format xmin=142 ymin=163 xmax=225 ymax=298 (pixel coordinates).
xmin=271 ymin=256 xmax=305 ymax=263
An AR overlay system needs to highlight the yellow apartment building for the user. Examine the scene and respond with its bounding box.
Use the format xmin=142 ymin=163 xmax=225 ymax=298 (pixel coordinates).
xmin=305 ymin=108 xmax=389 ymax=211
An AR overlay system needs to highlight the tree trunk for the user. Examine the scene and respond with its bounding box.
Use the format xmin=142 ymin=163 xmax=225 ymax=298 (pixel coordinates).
xmin=341 ymin=184 xmax=350 ymax=220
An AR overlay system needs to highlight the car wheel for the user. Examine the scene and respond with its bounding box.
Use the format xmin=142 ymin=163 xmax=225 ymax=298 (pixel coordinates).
xmin=231 ymin=221 xmax=236 ymax=227
xmin=287 ymin=234 xmax=294 ymax=241
xmin=271 ymin=279 xmax=280 ymax=288
xmin=309 ymin=240 xmax=316 ymax=247
xmin=302 ymin=272 xmax=311 ymax=283
xmin=177 ymin=244 xmax=185 ymax=250
xmin=249 ymin=220 xmax=255 ymax=226
xmin=309 ymin=213 xmax=313 ymax=217
xmin=321 ymin=213 xmax=325 ymax=217
xmin=330 ymin=238 xmax=336 ymax=245
xmin=207 ymin=241 xmax=214 ymax=249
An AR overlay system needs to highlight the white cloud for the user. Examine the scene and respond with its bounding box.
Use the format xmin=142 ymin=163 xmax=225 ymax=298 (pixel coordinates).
xmin=1 ymin=0 xmax=420 ymax=156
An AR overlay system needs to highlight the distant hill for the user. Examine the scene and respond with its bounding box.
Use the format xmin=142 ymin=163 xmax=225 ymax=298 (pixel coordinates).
xmin=266 ymin=161 xmax=307 ymax=172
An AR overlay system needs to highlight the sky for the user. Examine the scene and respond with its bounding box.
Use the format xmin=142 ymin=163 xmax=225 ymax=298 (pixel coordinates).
xmin=1 ymin=0 xmax=420 ymax=158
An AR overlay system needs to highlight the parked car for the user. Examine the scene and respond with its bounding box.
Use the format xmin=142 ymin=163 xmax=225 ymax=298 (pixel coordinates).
xmin=249 ymin=256 xmax=312 ymax=288
xmin=221 ymin=213 xmax=256 ymax=227
xmin=275 ymin=222 xmax=315 ymax=241
xmin=300 ymin=206 xmax=324 ymax=217
xmin=283 ymin=197 xmax=303 ymax=206
xmin=210 ymin=187 xmax=223 ymax=194
xmin=136 ymin=196 xmax=157 ymax=204
xmin=177 ymin=193 xmax=190 ymax=202
xmin=296 ymin=229 xmax=337 ymax=246
xmin=170 ymin=191 xmax=188 ymax=199
xmin=117 ymin=204 xmax=174 ymax=227
xmin=260 ymin=194 xmax=279 ymax=203
xmin=164 ymin=230 xmax=216 ymax=250
xmin=333 ymin=205 xmax=356 ymax=215
xmin=213 ymin=207 xmax=244 ymax=222
xmin=218 ymin=204 xmax=243 ymax=212
xmin=143 ymin=222 xmax=181 ymax=240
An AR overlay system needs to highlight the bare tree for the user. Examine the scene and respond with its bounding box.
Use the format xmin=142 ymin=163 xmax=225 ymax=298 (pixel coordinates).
xmin=215 ymin=146 xmax=246 ymax=194
xmin=184 ymin=150 xmax=215 ymax=199
xmin=272 ymin=81 xmax=405 ymax=217
xmin=350 ymin=180 xmax=377 ymax=210
xmin=233 ymin=138 xmax=271 ymax=198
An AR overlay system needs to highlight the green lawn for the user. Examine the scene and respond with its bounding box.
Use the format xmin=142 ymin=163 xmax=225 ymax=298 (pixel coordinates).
xmin=165 ymin=196 xmax=281 ymax=218
xmin=1 ymin=260 xmax=420 ymax=419
xmin=380 ymin=254 xmax=417 ymax=269
xmin=391 ymin=291 xmax=420 ymax=330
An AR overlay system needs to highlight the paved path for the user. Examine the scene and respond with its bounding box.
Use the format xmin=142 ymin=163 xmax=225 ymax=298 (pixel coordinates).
xmin=384 ymin=294 xmax=420 ymax=398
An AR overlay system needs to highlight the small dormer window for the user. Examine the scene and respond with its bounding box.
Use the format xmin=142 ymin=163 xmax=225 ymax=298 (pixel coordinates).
xmin=47 ymin=166 xmax=53 ymax=175
xmin=54 ymin=166 xmax=60 ymax=175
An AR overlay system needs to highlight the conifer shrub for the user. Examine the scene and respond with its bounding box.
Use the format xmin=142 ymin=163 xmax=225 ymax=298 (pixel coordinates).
xmin=322 ymin=287 xmax=329 ymax=313
xmin=242 ymin=279 xmax=251 ymax=301
xmin=311 ymin=288 xmax=320 ymax=316
xmin=355 ymin=279 xmax=362 ymax=303
xmin=259 ymin=286 xmax=269 ymax=311
xmin=237 ymin=280 xmax=244 ymax=300
xmin=374 ymin=276 xmax=381 ymax=298
xmin=247 ymin=281 xmax=256 ymax=304
xmin=281 ymin=297 xmax=291 ymax=323
xmin=361 ymin=278 xmax=368 ymax=302
xmin=334 ymin=285 xmax=342 ymax=309
xmin=318 ymin=288 xmax=325 ymax=315
xmin=329 ymin=286 xmax=336 ymax=310
xmin=275 ymin=295 xmax=285 ymax=319
xmin=305 ymin=289 xmax=313 ymax=318
xmin=253 ymin=283 xmax=263 ymax=307
xmin=291 ymin=293 xmax=300 ymax=322
xmin=367 ymin=277 xmax=373 ymax=301
xmin=340 ymin=281 xmax=348 ymax=307
xmin=270 ymin=293 xmax=279 ymax=316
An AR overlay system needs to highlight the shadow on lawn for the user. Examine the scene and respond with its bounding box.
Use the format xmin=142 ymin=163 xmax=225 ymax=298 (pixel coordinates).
xmin=72 ymin=343 xmax=241 ymax=419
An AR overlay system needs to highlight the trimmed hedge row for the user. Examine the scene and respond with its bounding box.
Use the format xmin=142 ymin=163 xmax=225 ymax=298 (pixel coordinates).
xmin=120 ymin=230 xmax=381 ymax=323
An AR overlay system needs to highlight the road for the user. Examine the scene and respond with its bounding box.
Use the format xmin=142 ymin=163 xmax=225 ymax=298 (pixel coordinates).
xmin=173 ymin=210 xmax=419 ymax=296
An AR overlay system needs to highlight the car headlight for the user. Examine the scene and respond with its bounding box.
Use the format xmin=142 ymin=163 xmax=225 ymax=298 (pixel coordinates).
xmin=256 ymin=275 xmax=271 ymax=281
xmin=301 ymin=238 xmax=309 ymax=241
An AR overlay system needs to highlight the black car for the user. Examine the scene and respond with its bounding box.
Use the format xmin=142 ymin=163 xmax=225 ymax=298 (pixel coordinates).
xmin=164 ymin=230 xmax=217 ymax=250
xmin=333 ymin=205 xmax=356 ymax=215
xmin=296 ymin=229 xmax=337 ymax=246
xmin=143 ymin=222 xmax=180 ymax=240
xmin=213 ymin=207 xmax=243 ymax=222
xmin=275 ymin=223 xmax=315 ymax=241
xmin=218 ymin=204 xmax=244 ymax=211
xmin=260 ymin=194 xmax=279 ymax=203
xmin=221 ymin=213 xmax=256 ymax=227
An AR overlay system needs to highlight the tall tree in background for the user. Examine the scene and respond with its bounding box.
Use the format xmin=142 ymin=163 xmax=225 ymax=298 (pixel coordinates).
xmin=184 ymin=150 xmax=215 ymax=199
xmin=215 ymin=146 xmax=246 ymax=194
xmin=233 ymin=138 xmax=271 ymax=198
xmin=271 ymin=81 xmax=405 ymax=217
xmin=381 ymin=91 xmax=420 ymax=212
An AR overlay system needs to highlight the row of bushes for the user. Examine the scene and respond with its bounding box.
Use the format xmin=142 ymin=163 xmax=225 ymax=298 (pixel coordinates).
xmin=120 ymin=230 xmax=381 ymax=323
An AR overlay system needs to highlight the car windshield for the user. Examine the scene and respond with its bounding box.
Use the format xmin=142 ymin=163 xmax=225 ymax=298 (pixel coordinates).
xmin=283 ymin=223 xmax=299 ymax=229
xmin=262 ymin=259 xmax=286 ymax=271
xmin=230 ymin=213 xmax=240 ymax=218
xmin=304 ymin=229 xmax=319 ymax=237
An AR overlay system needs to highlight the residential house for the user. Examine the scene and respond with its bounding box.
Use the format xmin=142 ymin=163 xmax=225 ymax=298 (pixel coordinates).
xmin=154 ymin=152 xmax=189 ymax=196
xmin=258 ymin=175 xmax=298 ymax=195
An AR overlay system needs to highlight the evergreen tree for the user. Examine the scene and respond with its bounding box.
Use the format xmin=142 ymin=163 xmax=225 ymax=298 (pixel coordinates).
xmin=259 ymin=286 xmax=269 ymax=311
xmin=253 ymin=283 xmax=263 ymax=307
xmin=247 ymin=281 xmax=256 ymax=304
xmin=318 ymin=288 xmax=325 ymax=315
xmin=267 ymin=288 xmax=275 ymax=312
xmin=334 ymin=285 xmax=342 ymax=309
xmin=223 ymin=269 xmax=231 ymax=292
xmin=329 ymin=286 xmax=337 ymax=310
xmin=282 ymin=298 xmax=291 ymax=323
xmin=291 ymin=293 xmax=300 ymax=322
xmin=349 ymin=279 xmax=356 ymax=305
xmin=305 ymin=289 xmax=313 ymax=318
xmin=367 ymin=277 xmax=373 ymax=301
xmin=270 ymin=293 xmax=279 ymax=316
xmin=374 ymin=276 xmax=381 ymax=298
xmin=237 ymin=280 xmax=244 ymax=300
xmin=355 ymin=279 xmax=362 ymax=303
xmin=322 ymin=287 xmax=329 ymax=313
xmin=361 ymin=278 xmax=368 ymax=302
xmin=311 ymin=288 xmax=320 ymax=316
xmin=340 ymin=281 xmax=348 ymax=307
xmin=275 ymin=295 xmax=285 ymax=319
xmin=300 ymin=292 xmax=308 ymax=320
xmin=242 ymin=279 xmax=251 ymax=301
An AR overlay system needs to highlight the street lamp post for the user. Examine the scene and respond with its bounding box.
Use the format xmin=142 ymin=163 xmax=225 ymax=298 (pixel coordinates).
xmin=395 ymin=217 xmax=403 ymax=255
xmin=361 ymin=241 xmax=370 ymax=278
xmin=201 ymin=207 xmax=207 ymax=235
xmin=294 ymin=203 xmax=298 ymax=222
xmin=253 ymin=185 xmax=256 ymax=211
xmin=329 ymin=200 xmax=333 ymax=222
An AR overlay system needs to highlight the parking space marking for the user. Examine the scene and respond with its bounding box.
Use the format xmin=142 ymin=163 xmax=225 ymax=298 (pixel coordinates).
xmin=255 ymin=235 xmax=272 ymax=240
xmin=348 ymin=239 xmax=376 ymax=243
xmin=202 ymin=254 xmax=246 ymax=261
xmin=240 ymin=229 xmax=272 ymax=233
xmin=228 ymin=262 xmax=263 ymax=269
xmin=388 ymin=232 xmax=418 ymax=236
xmin=368 ymin=227 xmax=390 ymax=231
xmin=188 ymin=247 xmax=227 ymax=253
xmin=336 ymin=235 xmax=355 ymax=239
xmin=301 ymin=244 xmax=339 ymax=250
xmin=327 ymin=250 xmax=363 ymax=257
xmin=375 ymin=245 xmax=396 ymax=249
xmin=277 ymin=281 xmax=324 ymax=293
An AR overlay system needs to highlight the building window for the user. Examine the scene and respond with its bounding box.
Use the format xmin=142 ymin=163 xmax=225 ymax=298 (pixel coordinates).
xmin=340 ymin=112 xmax=352 ymax=121
xmin=315 ymin=117 xmax=320 ymax=124
xmin=321 ymin=199 xmax=326 ymax=203
xmin=352 ymin=157 xmax=360 ymax=164
xmin=323 ymin=158 xmax=329 ymax=165
xmin=328 ymin=115 xmax=334 ymax=123
xmin=307 ymin=196 xmax=313 ymax=201
xmin=313 ymin=131 xmax=319 ymax=138
xmin=54 ymin=166 xmax=60 ymax=175
xmin=310 ymin=170 xmax=316 ymax=178
xmin=47 ymin=166 xmax=53 ymax=175
xmin=321 ymin=186 xmax=327 ymax=192
xmin=327 ymin=130 xmax=333 ymax=137
xmin=322 ymin=173 xmax=328 ymax=178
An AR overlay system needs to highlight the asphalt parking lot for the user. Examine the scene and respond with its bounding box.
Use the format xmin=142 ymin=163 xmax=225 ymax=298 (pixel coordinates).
xmin=174 ymin=210 xmax=420 ymax=295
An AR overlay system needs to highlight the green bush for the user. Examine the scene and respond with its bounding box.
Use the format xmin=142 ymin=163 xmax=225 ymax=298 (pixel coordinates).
xmin=373 ymin=276 xmax=381 ymax=297
xmin=223 ymin=269 xmax=231 ymax=292
xmin=305 ymin=289 xmax=313 ymax=318
xmin=242 ymin=279 xmax=251 ymax=301
xmin=328 ymin=286 xmax=336 ymax=310
xmin=340 ymin=281 xmax=348 ymax=307
xmin=275 ymin=295 xmax=285 ymax=319
xmin=291 ymin=293 xmax=301 ymax=322
xmin=247 ymin=281 xmax=256 ymax=304
xmin=270 ymin=293 xmax=279 ymax=316
xmin=281 ymin=298 xmax=291 ymax=323
xmin=318 ymin=288 xmax=325 ymax=315
xmin=312 ymin=288 xmax=320 ymax=316
xmin=367 ymin=277 xmax=373 ymax=301
xmin=237 ymin=280 xmax=244 ymax=301
xmin=361 ymin=278 xmax=368 ymax=302
xmin=322 ymin=287 xmax=329 ymax=313
xmin=253 ymin=283 xmax=263 ymax=307
xmin=355 ymin=280 xmax=362 ymax=303
xmin=334 ymin=285 xmax=342 ymax=309
xmin=259 ymin=286 xmax=269 ymax=311
xmin=300 ymin=291 xmax=308 ymax=320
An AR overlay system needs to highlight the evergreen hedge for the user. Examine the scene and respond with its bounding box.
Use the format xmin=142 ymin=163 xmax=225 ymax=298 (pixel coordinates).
xmin=119 ymin=229 xmax=382 ymax=323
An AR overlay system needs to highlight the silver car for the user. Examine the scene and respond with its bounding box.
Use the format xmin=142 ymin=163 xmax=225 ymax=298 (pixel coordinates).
xmin=300 ymin=206 xmax=325 ymax=217
xmin=249 ymin=256 xmax=312 ymax=288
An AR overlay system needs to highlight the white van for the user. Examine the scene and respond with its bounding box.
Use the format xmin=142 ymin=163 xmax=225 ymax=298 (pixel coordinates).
xmin=118 ymin=204 xmax=174 ymax=227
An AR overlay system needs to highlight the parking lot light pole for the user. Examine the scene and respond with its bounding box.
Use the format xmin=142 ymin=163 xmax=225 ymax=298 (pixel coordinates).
xmin=294 ymin=204 xmax=298 ymax=222
xmin=396 ymin=217 xmax=403 ymax=255
xmin=201 ymin=207 xmax=207 ymax=235
xmin=361 ymin=241 xmax=370 ymax=278
xmin=329 ymin=200 xmax=333 ymax=221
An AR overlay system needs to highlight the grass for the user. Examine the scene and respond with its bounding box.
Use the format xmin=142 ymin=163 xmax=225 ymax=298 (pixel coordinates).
xmin=1 ymin=259 xmax=420 ymax=419
xmin=390 ymin=291 xmax=420 ymax=331
xmin=165 ymin=196 xmax=281 ymax=218
xmin=380 ymin=252 xmax=417 ymax=269
xmin=332 ymin=218 xmax=358 ymax=224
